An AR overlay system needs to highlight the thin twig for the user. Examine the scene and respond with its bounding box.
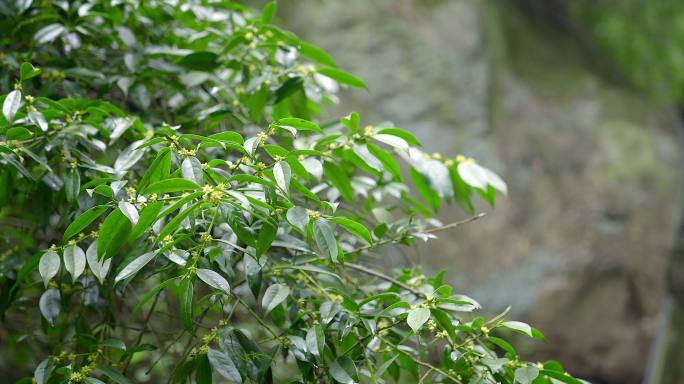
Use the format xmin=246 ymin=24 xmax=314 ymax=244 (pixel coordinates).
xmin=234 ymin=295 xmax=278 ymax=338
xmin=377 ymin=335 xmax=462 ymax=383
xmin=123 ymin=292 xmax=161 ymax=373
xmin=345 ymin=262 xmax=425 ymax=298
xmin=350 ymin=213 xmax=486 ymax=254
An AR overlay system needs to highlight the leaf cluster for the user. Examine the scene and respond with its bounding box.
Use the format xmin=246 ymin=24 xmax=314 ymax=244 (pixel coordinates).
xmin=0 ymin=1 xmax=580 ymax=384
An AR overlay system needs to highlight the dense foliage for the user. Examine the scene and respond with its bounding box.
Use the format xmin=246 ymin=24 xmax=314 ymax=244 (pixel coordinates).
xmin=0 ymin=1 xmax=582 ymax=383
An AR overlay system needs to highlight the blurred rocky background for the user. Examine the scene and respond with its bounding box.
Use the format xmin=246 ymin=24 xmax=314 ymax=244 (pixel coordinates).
xmin=278 ymin=1 xmax=683 ymax=383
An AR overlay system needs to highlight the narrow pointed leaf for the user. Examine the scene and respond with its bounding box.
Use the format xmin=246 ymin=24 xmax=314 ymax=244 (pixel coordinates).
xmin=63 ymin=206 xmax=108 ymax=241
xmin=262 ymin=284 xmax=290 ymax=314
xmin=196 ymin=269 xmax=230 ymax=294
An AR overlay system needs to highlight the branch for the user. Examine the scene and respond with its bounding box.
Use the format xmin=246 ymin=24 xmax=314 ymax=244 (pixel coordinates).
xmin=377 ymin=335 xmax=463 ymax=383
xmin=350 ymin=213 xmax=486 ymax=254
xmin=123 ymin=292 xmax=161 ymax=373
xmin=345 ymin=262 xmax=425 ymax=298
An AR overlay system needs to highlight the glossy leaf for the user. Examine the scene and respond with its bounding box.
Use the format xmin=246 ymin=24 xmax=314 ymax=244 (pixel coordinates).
xmin=407 ymin=307 xmax=430 ymax=332
xmin=196 ymin=268 xmax=230 ymax=294
xmin=63 ymin=206 xmax=109 ymax=241
xmin=38 ymin=251 xmax=60 ymax=287
xmin=286 ymin=206 xmax=309 ymax=232
xmin=20 ymin=62 xmax=42 ymax=81
xmin=114 ymin=251 xmax=157 ymax=283
xmin=317 ymin=66 xmax=367 ymax=89
xmin=262 ymin=283 xmax=290 ymax=314
xmin=142 ymin=178 xmax=200 ymax=195
xmin=313 ymin=219 xmax=338 ymax=262
xmin=180 ymin=278 xmax=194 ymax=332
xmin=3 ymin=90 xmax=22 ymax=123
xmin=63 ymin=245 xmax=86 ymax=280
xmin=323 ymin=161 xmax=354 ymax=203
xmin=98 ymin=209 xmax=132 ymax=258
xmin=207 ymin=348 xmax=241 ymax=383
xmin=330 ymin=217 xmax=372 ymax=244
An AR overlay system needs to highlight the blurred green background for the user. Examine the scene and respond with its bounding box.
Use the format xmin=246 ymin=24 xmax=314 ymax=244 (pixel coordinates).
xmin=275 ymin=1 xmax=684 ymax=383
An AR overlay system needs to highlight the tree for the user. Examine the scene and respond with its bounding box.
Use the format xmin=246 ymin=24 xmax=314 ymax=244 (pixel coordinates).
xmin=0 ymin=1 xmax=580 ymax=383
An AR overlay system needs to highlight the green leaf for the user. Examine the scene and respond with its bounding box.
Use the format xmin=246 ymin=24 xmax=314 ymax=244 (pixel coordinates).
xmin=34 ymin=24 xmax=65 ymax=44
xmin=276 ymin=117 xmax=322 ymax=133
xmin=28 ymin=110 xmax=48 ymax=131
xmin=323 ymin=161 xmax=354 ymax=203
xmin=286 ymin=206 xmax=309 ymax=232
xmin=114 ymin=251 xmax=157 ymax=283
xmin=320 ymin=300 xmax=342 ymax=324
xmin=142 ymin=178 xmax=200 ymax=195
xmin=261 ymin=1 xmax=277 ymax=24
xmin=65 ymin=169 xmax=80 ymax=203
xmin=274 ymin=76 xmax=304 ymax=104
xmin=63 ymin=205 xmax=109 ymax=241
xmin=540 ymin=370 xmax=582 ymax=384
xmin=38 ymin=251 xmax=60 ymax=287
xmin=176 ymin=51 xmax=220 ymax=71
xmin=157 ymin=202 xmax=201 ymax=240
xmin=341 ymin=112 xmax=360 ymax=133
xmin=228 ymin=215 xmax=256 ymax=248
xmin=3 ymin=90 xmax=22 ymax=123
xmin=34 ymin=357 xmax=54 ymax=384
xmin=128 ymin=201 xmax=163 ymax=242
xmin=39 ymin=289 xmax=60 ymax=326
xmin=261 ymin=283 xmax=290 ymax=314
xmin=367 ymin=143 xmax=402 ymax=181
xmin=316 ymin=66 xmax=367 ymax=89
xmin=196 ymin=268 xmax=230 ymax=294
xmin=63 ymin=245 xmax=86 ymax=280
xmin=305 ymin=325 xmax=325 ymax=357
xmin=407 ymin=307 xmax=430 ymax=332
xmin=209 ymin=131 xmax=244 ymax=145
xmin=96 ymin=365 xmax=133 ymax=384
xmin=244 ymin=254 xmax=263 ymax=299
xmin=86 ymin=241 xmax=111 ymax=284
xmin=501 ymin=321 xmax=545 ymax=339
xmin=376 ymin=128 xmax=421 ymax=146
xmin=313 ymin=219 xmax=338 ymax=262
xmin=256 ymin=222 xmax=277 ymax=258
xmin=180 ymin=278 xmax=194 ymax=332
xmin=329 ymin=356 xmax=358 ymax=384
xmin=410 ymin=167 xmax=440 ymax=212
xmin=330 ymin=217 xmax=371 ymax=244
xmin=515 ymin=366 xmax=539 ymax=384
xmin=299 ymin=42 xmax=336 ymax=67
xmin=98 ymin=209 xmax=132 ymax=258
xmin=449 ymin=166 xmax=475 ymax=215
xmin=273 ymin=161 xmax=291 ymax=194
xmin=457 ymin=161 xmax=488 ymax=190
xmin=6 ymin=127 xmax=33 ymax=140
xmin=207 ymin=348 xmax=242 ymax=383
xmin=118 ymin=202 xmax=139 ymax=225
xmin=488 ymin=336 xmax=516 ymax=356
xmin=140 ymin=148 xmax=172 ymax=189
xmin=358 ymin=292 xmax=400 ymax=307
xmin=181 ymin=157 xmax=205 ymax=186
xmin=373 ymin=133 xmax=408 ymax=151
xmin=195 ymin=354 xmax=212 ymax=384
xmin=430 ymin=308 xmax=457 ymax=341
xmin=20 ymin=62 xmax=42 ymax=81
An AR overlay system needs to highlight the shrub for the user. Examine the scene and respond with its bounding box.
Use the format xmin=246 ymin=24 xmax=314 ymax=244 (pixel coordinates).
xmin=0 ymin=1 xmax=581 ymax=383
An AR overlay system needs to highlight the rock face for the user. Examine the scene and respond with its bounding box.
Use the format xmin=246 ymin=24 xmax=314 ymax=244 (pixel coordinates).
xmin=282 ymin=1 xmax=680 ymax=382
